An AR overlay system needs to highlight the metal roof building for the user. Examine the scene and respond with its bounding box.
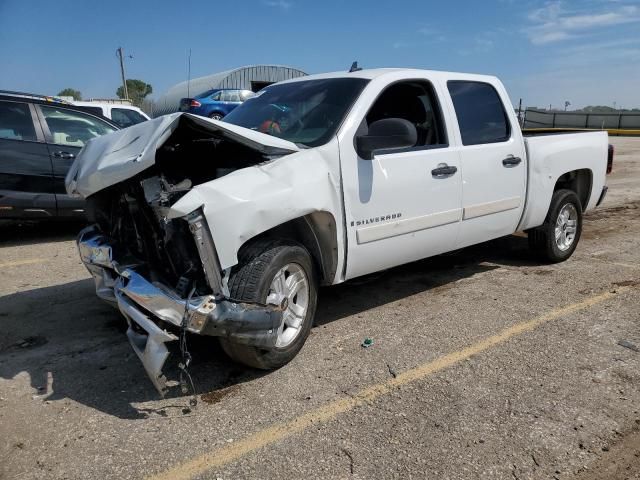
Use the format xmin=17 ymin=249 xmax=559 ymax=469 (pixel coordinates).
xmin=154 ymin=64 xmax=307 ymax=116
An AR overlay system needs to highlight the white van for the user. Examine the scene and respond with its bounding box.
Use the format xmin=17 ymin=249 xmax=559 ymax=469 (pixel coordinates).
xmin=72 ymin=102 xmax=150 ymax=128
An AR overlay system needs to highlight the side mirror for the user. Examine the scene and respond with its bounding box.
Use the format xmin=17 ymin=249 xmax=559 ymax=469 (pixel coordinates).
xmin=356 ymin=118 xmax=417 ymax=160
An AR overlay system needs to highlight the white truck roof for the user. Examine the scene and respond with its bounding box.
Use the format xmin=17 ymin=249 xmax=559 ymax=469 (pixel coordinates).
xmin=278 ymin=68 xmax=499 ymax=84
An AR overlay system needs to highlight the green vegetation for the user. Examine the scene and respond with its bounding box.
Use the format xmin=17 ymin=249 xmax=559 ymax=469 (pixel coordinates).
xmin=57 ymin=88 xmax=82 ymax=100
xmin=116 ymin=79 xmax=152 ymax=107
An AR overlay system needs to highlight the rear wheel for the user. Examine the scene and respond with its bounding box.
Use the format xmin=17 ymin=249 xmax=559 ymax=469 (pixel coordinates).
xmin=209 ymin=112 xmax=224 ymax=120
xmin=528 ymin=189 xmax=582 ymax=263
xmin=219 ymin=238 xmax=317 ymax=369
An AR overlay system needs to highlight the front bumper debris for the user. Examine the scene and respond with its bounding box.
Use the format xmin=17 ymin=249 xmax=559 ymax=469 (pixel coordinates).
xmin=77 ymin=226 xmax=284 ymax=395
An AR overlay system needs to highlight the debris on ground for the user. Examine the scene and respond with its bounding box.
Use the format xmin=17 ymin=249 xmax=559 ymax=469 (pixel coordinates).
xmin=14 ymin=336 xmax=48 ymax=349
xmin=361 ymin=337 xmax=374 ymax=348
xmin=617 ymin=340 xmax=639 ymax=352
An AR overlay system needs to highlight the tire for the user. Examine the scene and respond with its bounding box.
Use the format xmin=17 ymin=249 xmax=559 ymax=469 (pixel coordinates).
xmin=219 ymin=238 xmax=318 ymax=369
xmin=528 ymin=189 xmax=582 ymax=263
xmin=209 ymin=112 xmax=224 ymax=120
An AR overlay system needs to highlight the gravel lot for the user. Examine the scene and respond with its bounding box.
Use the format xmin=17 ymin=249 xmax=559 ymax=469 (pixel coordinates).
xmin=1 ymin=137 xmax=639 ymax=480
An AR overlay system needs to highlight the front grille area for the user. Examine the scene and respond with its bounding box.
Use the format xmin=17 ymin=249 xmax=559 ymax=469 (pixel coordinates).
xmin=86 ymin=181 xmax=208 ymax=298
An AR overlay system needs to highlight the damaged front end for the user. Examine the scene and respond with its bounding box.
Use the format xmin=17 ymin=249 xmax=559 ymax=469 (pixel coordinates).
xmin=79 ymin=206 xmax=286 ymax=394
xmin=73 ymin=115 xmax=297 ymax=395
xmin=79 ymin=213 xmax=284 ymax=396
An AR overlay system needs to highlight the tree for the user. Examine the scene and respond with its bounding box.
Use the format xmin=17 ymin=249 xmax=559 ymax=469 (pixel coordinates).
xmin=57 ymin=88 xmax=82 ymax=100
xmin=580 ymin=106 xmax=618 ymax=113
xmin=116 ymin=79 xmax=152 ymax=106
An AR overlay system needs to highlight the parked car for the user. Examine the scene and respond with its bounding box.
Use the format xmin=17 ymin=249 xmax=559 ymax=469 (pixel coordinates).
xmin=0 ymin=91 xmax=118 ymax=219
xmin=179 ymin=88 xmax=255 ymax=119
xmin=67 ymin=69 xmax=613 ymax=395
xmin=72 ymin=101 xmax=150 ymax=128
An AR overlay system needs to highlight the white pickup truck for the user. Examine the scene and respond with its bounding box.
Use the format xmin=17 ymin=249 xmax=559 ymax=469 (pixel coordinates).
xmin=66 ymin=68 xmax=613 ymax=394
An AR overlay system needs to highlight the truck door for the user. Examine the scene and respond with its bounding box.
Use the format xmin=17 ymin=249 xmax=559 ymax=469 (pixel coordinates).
xmin=445 ymin=80 xmax=527 ymax=248
xmin=340 ymin=79 xmax=463 ymax=280
xmin=36 ymin=104 xmax=116 ymax=217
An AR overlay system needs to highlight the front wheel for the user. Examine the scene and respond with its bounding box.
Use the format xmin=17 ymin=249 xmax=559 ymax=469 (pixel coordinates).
xmin=219 ymin=239 xmax=318 ymax=369
xmin=528 ymin=189 xmax=583 ymax=263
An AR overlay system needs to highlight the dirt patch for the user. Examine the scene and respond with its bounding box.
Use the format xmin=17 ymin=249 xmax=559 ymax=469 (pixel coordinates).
xmin=531 ymin=269 xmax=553 ymax=276
xmin=201 ymin=384 xmax=241 ymax=405
xmin=612 ymin=280 xmax=640 ymax=287
xmin=584 ymin=201 xmax=640 ymax=221
xmin=570 ymin=424 xmax=640 ymax=480
xmin=582 ymin=200 xmax=640 ymax=240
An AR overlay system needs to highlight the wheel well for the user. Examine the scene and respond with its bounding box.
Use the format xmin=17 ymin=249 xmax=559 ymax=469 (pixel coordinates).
xmin=554 ymin=169 xmax=592 ymax=211
xmin=239 ymin=212 xmax=338 ymax=286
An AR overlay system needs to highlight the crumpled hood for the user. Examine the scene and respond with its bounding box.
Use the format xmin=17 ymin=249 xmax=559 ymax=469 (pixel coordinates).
xmin=65 ymin=112 xmax=300 ymax=198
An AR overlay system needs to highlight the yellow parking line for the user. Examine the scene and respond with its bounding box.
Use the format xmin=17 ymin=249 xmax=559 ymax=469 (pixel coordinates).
xmin=147 ymin=286 xmax=632 ymax=480
xmin=0 ymin=258 xmax=47 ymax=268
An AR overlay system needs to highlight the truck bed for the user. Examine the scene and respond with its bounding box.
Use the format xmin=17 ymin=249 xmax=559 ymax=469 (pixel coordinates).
xmin=518 ymin=130 xmax=608 ymax=232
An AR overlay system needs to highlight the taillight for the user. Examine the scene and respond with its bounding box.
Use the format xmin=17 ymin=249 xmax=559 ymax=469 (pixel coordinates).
xmin=190 ymin=99 xmax=201 ymax=107
xmin=607 ymin=144 xmax=614 ymax=174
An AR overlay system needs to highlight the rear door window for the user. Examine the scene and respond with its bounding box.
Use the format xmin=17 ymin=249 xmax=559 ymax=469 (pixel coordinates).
xmin=40 ymin=106 xmax=116 ymax=147
xmin=0 ymin=101 xmax=37 ymax=141
xmin=447 ymin=81 xmax=510 ymax=146
xmin=111 ymin=108 xmax=147 ymax=128
xmin=222 ymin=90 xmax=241 ymax=102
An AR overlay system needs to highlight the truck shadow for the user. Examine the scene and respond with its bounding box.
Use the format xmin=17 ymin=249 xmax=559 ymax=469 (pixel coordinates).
xmin=316 ymin=233 xmax=535 ymax=325
xmin=0 ymin=234 xmax=535 ymax=420
xmin=0 ymin=220 xmax=86 ymax=248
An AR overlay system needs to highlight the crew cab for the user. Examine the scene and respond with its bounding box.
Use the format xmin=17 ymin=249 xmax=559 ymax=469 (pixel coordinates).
xmin=66 ymin=69 xmax=611 ymax=394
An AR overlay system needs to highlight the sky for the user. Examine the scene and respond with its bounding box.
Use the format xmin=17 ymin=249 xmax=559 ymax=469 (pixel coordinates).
xmin=0 ymin=0 xmax=638 ymax=109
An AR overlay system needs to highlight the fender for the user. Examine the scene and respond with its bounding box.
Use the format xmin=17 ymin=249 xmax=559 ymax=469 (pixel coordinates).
xmin=168 ymin=143 xmax=345 ymax=281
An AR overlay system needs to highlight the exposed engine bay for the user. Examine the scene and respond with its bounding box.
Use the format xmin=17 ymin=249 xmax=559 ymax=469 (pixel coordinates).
xmin=85 ymin=117 xmax=278 ymax=299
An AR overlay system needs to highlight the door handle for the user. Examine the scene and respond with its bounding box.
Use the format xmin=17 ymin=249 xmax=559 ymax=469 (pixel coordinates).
xmin=431 ymin=164 xmax=458 ymax=177
xmin=502 ymin=156 xmax=522 ymax=166
xmin=53 ymin=151 xmax=75 ymax=160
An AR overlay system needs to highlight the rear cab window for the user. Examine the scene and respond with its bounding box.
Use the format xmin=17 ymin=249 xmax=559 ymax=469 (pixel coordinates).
xmin=0 ymin=101 xmax=37 ymax=141
xmin=447 ymin=81 xmax=510 ymax=146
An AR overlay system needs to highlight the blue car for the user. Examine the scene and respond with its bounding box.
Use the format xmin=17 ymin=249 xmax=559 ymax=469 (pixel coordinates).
xmin=179 ymin=88 xmax=255 ymax=120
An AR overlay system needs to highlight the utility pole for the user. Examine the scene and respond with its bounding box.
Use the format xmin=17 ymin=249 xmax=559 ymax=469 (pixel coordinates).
xmin=187 ymin=48 xmax=192 ymax=98
xmin=116 ymin=47 xmax=129 ymax=100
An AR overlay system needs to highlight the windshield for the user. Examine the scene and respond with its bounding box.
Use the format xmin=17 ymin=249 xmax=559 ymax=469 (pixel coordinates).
xmin=222 ymin=78 xmax=369 ymax=147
